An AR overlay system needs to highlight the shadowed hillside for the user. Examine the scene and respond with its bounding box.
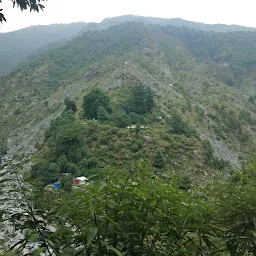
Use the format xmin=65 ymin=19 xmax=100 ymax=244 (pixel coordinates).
xmin=0 ymin=22 xmax=86 ymax=76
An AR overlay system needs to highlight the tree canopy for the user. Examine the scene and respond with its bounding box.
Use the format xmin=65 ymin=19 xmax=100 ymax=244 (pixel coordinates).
xmin=83 ymin=88 xmax=111 ymax=120
xmin=0 ymin=0 xmax=46 ymax=23
xmin=129 ymin=84 xmax=154 ymax=115
xmin=7 ymin=157 xmax=256 ymax=255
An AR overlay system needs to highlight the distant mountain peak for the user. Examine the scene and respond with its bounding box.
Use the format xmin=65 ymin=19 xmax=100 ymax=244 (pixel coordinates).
xmin=101 ymin=15 xmax=256 ymax=33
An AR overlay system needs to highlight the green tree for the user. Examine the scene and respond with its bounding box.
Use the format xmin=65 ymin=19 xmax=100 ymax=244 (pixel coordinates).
xmin=64 ymin=97 xmax=77 ymax=112
xmin=40 ymin=164 xmax=212 ymax=255
xmin=135 ymin=123 xmax=141 ymax=136
xmin=0 ymin=0 xmax=46 ymax=23
xmin=35 ymin=163 xmax=60 ymax=185
xmin=57 ymin=154 xmax=69 ymax=172
xmin=129 ymin=84 xmax=154 ymax=115
xmin=169 ymin=113 xmax=198 ymax=138
xmin=97 ymin=105 xmax=109 ymax=121
xmin=113 ymin=110 xmax=130 ymax=128
xmin=83 ymin=89 xmax=111 ymax=120
xmin=54 ymin=120 xmax=84 ymax=155
xmin=145 ymin=85 xmax=154 ymax=112
xmin=9 ymin=159 xmax=256 ymax=255
xmin=205 ymin=161 xmax=256 ymax=255
xmin=169 ymin=113 xmax=187 ymax=134
xmin=201 ymin=139 xmax=214 ymax=163
xmin=45 ymin=111 xmax=84 ymax=157
xmin=60 ymin=175 xmax=73 ymax=193
xmin=154 ymin=150 xmax=165 ymax=168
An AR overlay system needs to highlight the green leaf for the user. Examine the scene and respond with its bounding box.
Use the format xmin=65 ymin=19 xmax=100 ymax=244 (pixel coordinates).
xmin=109 ymin=246 xmax=125 ymax=256
xmin=253 ymin=217 xmax=256 ymax=227
xmin=226 ymin=240 xmax=236 ymax=255
xmin=251 ymin=231 xmax=256 ymax=237
xmin=105 ymin=215 xmax=121 ymax=227
xmin=86 ymin=227 xmax=98 ymax=247
xmin=38 ymin=3 xmax=45 ymax=10
xmin=89 ymin=201 xmax=95 ymax=217
xmin=31 ymin=247 xmax=46 ymax=256
xmin=28 ymin=233 xmax=39 ymax=242
xmin=202 ymin=235 xmax=212 ymax=249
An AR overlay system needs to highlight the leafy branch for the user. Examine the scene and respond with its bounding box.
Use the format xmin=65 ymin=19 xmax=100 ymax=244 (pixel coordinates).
xmin=0 ymin=0 xmax=46 ymax=23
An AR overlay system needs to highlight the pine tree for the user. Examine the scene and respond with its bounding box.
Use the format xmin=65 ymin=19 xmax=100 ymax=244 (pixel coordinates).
xmin=145 ymin=86 xmax=154 ymax=113
xmin=129 ymin=84 xmax=154 ymax=115
xmin=154 ymin=150 xmax=165 ymax=168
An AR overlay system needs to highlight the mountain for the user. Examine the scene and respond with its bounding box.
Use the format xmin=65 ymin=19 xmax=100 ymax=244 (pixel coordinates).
xmin=0 ymin=22 xmax=86 ymax=76
xmin=101 ymin=15 xmax=256 ymax=32
xmin=1 ymin=15 xmax=255 ymax=78
xmin=0 ymin=17 xmax=256 ymax=254
xmin=0 ymin=20 xmax=255 ymax=183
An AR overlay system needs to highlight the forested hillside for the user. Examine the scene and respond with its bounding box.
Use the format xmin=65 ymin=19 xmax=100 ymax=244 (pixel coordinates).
xmin=0 ymin=18 xmax=255 ymax=255
xmin=0 ymin=22 xmax=86 ymax=76
xmin=1 ymin=14 xmax=255 ymax=77
xmin=0 ymin=22 xmax=255 ymax=166
xmin=101 ymin=14 xmax=256 ymax=32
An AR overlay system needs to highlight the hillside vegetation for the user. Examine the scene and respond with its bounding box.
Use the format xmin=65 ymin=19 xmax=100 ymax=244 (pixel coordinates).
xmin=1 ymin=14 xmax=255 ymax=77
xmin=0 ymin=22 xmax=255 ymax=171
xmin=0 ymin=22 xmax=86 ymax=77
xmin=0 ymin=16 xmax=256 ymax=255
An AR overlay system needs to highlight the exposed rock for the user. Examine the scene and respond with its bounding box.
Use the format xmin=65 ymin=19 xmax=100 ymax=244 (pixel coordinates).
xmin=7 ymin=111 xmax=62 ymax=160
xmin=201 ymin=133 xmax=241 ymax=169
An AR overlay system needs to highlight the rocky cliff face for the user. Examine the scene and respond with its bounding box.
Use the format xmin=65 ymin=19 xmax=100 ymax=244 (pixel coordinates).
xmin=0 ymin=159 xmax=25 ymax=250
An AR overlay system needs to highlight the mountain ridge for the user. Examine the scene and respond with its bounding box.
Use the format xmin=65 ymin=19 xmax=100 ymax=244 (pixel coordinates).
xmin=101 ymin=14 xmax=256 ymax=32
xmin=0 ymin=22 xmax=255 ymax=179
xmin=0 ymin=22 xmax=87 ymax=76
xmin=1 ymin=15 xmax=256 ymax=77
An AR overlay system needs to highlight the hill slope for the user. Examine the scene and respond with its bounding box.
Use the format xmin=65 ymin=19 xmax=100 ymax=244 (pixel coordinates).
xmin=101 ymin=15 xmax=256 ymax=32
xmin=1 ymin=14 xmax=255 ymax=77
xmin=0 ymin=22 xmax=86 ymax=76
xmin=0 ymin=22 xmax=255 ymax=181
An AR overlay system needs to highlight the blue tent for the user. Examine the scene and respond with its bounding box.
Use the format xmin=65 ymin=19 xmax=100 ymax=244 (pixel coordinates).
xmin=54 ymin=183 xmax=61 ymax=189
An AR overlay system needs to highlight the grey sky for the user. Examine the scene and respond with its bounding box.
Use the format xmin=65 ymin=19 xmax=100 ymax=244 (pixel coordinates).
xmin=1 ymin=0 xmax=256 ymax=32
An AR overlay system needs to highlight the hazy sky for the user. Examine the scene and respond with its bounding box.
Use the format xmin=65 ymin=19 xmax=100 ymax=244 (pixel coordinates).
xmin=1 ymin=0 xmax=256 ymax=32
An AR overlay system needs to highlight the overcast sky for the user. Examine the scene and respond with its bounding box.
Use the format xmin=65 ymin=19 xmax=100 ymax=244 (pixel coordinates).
xmin=1 ymin=0 xmax=256 ymax=32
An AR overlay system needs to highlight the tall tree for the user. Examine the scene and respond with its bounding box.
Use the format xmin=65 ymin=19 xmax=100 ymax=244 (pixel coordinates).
xmin=83 ymin=89 xmax=111 ymax=120
xmin=129 ymin=84 xmax=154 ymax=115
xmin=145 ymin=86 xmax=154 ymax=112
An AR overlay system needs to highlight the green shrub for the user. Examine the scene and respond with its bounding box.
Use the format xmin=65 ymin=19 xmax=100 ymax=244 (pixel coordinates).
xmin=64 ymin=97 xmax=77 ymax=112
xmin=130 ymin=144 xmax=139 ymax=152
xmin=154 ymin=150 xmax=165 ymax=168
xmin=113 ymin=110 xmax=130 ymax=128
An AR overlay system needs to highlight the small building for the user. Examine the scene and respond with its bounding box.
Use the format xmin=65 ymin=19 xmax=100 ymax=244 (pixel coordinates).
xmin=74 ymin=176 xmax=88 ymax=186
